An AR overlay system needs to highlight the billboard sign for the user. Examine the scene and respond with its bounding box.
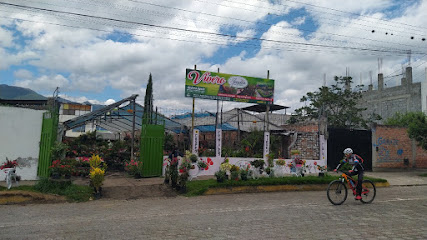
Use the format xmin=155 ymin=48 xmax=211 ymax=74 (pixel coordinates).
xmin=185 ymin=69 xmax=274 ymax=104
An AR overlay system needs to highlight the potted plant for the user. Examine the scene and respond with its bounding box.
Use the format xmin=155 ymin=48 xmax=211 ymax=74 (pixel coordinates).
xmin=197 ymin=160 xmax=208 ymax=170
xmin=230 ymin=165 xmax=240 ymax=181
xmin=250 ymin=159 xmax=265 ymax=174
xmin=0 ymin=158 xmax=18 ymax=170
xmin=240 ymin=168 xmax=249 ymax=181
xmin=214 ymin=170 xmax=227 ymax=183
xmin=178 ymin=172 xmax=189 ymax=193
xmin=189 ymin=154 xmax=198 ymax=163
xmin=317 ymin=164 xmax=327 ymax=177
xmin=90 ymin=167 xmax=105 ymax=199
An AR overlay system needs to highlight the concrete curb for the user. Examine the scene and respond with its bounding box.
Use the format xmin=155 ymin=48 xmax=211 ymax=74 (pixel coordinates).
xmin=204 ymin=181 xmax=390 ymax=195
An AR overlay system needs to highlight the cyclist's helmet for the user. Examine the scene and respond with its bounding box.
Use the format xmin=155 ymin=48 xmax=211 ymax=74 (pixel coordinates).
xmin=343 ymin=148 xmax=353 ymax=155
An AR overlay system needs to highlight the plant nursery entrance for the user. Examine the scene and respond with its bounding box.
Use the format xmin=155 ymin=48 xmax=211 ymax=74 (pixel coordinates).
xmin=62 ymin=95 xmax=182 ymax=177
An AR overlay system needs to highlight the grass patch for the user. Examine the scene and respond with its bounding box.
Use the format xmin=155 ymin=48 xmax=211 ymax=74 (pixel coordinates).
xmin=0 ymin=178 xmax=93 ymax=202
xmin=185 ymin=175 xmax=387 ymax=197
xmin=419 ymin=173 xmax=427 ymax=177
xmin=34 ymin=178 xmax=92 ymax=202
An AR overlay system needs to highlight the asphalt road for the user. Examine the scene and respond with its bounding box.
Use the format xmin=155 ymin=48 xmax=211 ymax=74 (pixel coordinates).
xmin=1 ymin=185 xmax=426 ymax=239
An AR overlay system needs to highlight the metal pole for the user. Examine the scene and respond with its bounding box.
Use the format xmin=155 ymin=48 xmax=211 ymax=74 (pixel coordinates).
xmin=191 ymin=65 xmax=196 ymax=152
xmin=131 ymin=99 xmax=136 ymax=161
xmin=266 ymin=70 xmax=270 ymax=131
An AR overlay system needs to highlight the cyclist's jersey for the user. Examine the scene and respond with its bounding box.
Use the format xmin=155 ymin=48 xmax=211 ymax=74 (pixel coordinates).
xmin=336 ymin=154 xmax=365 ymax=172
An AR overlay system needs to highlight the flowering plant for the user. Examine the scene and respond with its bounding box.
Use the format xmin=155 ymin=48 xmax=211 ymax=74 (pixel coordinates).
xmin=179 ymin=158 xmax=192 ymax=173
xmin=317 ymin=165 xmax=327 ymax=172
xmin=197 ymin=160 xmax=208 ymax=169
xmin=125 ymin=159 xmax=140 ymax=176
xmin=49 ymin=159 xmax=72 ymax=176
xmin=0 ymin=158 xmax=18 ymax=170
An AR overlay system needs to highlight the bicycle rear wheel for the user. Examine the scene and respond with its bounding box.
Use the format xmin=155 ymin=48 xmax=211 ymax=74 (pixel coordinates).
xmin=360 ymin=180 xmax=376 ymax=204
xmin=327 ymin=180 xmax=347 ymax=205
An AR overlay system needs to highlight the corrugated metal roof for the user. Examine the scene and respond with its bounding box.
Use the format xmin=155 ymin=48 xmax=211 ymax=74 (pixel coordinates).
xmin=195 ymin=123 xmax=237 ymax=132
xmin=63 ymin=95 xmax=185 ymax=133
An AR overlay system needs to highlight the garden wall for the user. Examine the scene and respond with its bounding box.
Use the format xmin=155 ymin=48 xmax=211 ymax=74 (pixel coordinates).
xmin=162 ymin=156 xmax=327 ymax=177
xmin=372 ymin=125 xmax=427 ymax=169
xmin=0 ymin=106 xmax=45 ymax=180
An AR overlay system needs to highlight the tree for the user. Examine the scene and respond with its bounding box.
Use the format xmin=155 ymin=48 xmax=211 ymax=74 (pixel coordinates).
xmin=143 ymin=73 xmax=153 ymax=124
xmin=384 ymin=112 xmax=427 ymax=150
xmin=288 ymin=76 xmax=380 ymax=128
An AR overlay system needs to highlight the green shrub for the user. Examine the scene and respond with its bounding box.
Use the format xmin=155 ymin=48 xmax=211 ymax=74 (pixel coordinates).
xmin=33 ymin=177 xmax=92 ymax=202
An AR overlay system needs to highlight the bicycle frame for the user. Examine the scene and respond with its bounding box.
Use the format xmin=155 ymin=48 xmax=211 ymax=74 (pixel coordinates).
xmin=339 ymin=172 xmax=358 ymax=195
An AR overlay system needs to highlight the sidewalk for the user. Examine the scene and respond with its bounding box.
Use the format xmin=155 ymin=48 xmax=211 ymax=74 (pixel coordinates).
xmin=3 ymin=170 xmax=427 ymax=188
xmin=364 ymin=171 xmax=427 ymax=186
xmin=1 ymin=170 xmax=427 ymax=202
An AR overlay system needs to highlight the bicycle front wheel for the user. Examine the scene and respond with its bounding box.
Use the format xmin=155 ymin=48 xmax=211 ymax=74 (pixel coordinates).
xmin=360 ymin=180 xmax=376 ymax=204
xmin=327 ymin=180 xmax=347 ymax=205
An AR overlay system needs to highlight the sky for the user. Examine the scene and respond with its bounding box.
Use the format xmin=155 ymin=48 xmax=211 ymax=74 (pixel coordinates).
xmin=1 ymin=0 xmax=427 ymax=116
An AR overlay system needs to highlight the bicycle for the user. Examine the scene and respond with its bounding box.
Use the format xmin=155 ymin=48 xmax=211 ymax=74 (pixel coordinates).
xmin=3 ymin=168 xmax=20 ymax=190
xmin=327 ymin=170 xmax=376 ymax=205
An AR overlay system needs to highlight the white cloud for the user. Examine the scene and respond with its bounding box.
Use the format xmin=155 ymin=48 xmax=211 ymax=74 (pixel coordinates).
xmin=15 ymin=74 xmax=69 ymax=92
xmin=1 ymin=0 xmax=426 ymax=115
xmin=291 ymin=16 xmax=306 ymax=26
xmin=14 ymin=69 xmax=33 ymax=79
xmin=0 ymin=28 xmax=13 ymax=47
xmin=104 ymin=99 xmax=116 ymax=105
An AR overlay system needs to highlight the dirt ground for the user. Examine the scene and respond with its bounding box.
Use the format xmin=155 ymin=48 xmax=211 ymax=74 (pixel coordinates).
xmin=0 ymin=171 xmax=178 ymax=205
xmin=0 ymin=190 xmax=67 ymax=205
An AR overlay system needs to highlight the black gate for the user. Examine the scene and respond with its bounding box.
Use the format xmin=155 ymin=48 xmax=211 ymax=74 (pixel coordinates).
xmin=327 ymin=128 xmax=372 ymax=171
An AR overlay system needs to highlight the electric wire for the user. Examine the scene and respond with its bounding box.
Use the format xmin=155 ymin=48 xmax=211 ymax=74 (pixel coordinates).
xmin=1 ymin=1 xmax=424 ymax=56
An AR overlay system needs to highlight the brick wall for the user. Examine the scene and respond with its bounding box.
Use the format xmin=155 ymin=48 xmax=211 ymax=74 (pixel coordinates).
xmin=415 ymin=145 xmax=427 ymax=168
xmin=373 ymin=125 xmax=427 ymax=169
xmin=284 ymin=123 xmax=319 ymax=160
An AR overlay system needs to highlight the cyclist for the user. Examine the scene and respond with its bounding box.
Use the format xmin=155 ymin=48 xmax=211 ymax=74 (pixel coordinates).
xmin=334 ymin=148 xmax=365 ymax=200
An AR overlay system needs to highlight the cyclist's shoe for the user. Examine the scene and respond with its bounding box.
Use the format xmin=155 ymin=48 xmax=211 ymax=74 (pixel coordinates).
xmin=355 ymin=195 xmax=362 ymax=200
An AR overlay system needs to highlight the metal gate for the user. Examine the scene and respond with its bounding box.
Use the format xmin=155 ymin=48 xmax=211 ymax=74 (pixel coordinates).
xmin=139 ymin=124 xmax=165 ymax=177
xmin=37 ymin=110 xmax=59 ymax=177
xmin=327 ymin=128 xmax=372 ymax=171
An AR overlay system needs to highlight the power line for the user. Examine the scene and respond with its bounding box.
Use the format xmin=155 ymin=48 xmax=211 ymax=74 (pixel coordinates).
xmin=264 ymin=0 xmax=427 ymax=33
xmin=1 ymin=1 xmax=423 ymax=56
xmin=122 ymin=0 xmax=425 ymax=51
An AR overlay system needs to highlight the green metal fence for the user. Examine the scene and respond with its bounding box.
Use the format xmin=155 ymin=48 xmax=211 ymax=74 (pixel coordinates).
xmin=37 ymin=110 xmax=58 ymax=177
xmin=139 ymin=124 xmax=165 ymax=177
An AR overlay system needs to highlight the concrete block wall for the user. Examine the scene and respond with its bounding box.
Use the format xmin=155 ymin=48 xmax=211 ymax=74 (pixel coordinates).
xmin=361 ymin=67 xmax=422 ymax=123
xmin=373 ymin=125 xmax=427 ymax=169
